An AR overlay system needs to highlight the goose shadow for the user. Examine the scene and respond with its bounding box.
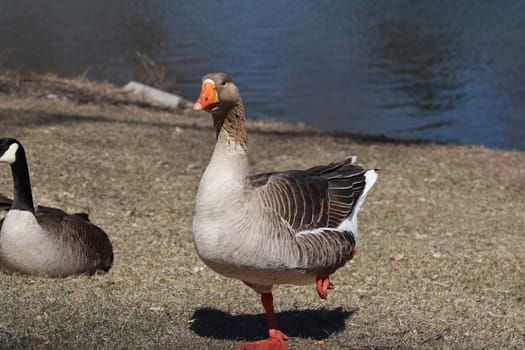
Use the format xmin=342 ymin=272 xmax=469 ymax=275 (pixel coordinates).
xmin=190 ymin=306 xmax=355 ymax=341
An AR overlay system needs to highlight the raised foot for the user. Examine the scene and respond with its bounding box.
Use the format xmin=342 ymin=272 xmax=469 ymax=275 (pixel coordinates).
xmin=315 ymin=276 xmax=335 ymax=299
xmin=235 ymin=329 xmax=288 ymax=350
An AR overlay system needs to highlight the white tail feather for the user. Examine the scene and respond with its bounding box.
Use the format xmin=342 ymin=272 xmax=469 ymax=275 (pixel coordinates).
xmin=337 ymin=169 xmax=378 ymax=241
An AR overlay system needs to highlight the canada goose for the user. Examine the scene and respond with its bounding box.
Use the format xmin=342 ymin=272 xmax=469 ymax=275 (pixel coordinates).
xmin=0 ymin=138 xmax=113 ymax=277
xmin=192 ymin=73 xmax=378 ymax=350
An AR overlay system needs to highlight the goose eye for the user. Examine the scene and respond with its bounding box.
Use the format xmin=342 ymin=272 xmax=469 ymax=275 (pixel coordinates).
xmin=221 ymin=81 xmax=227 ymax=87
xmin=0 ymin=145 xmax=7 ymax=151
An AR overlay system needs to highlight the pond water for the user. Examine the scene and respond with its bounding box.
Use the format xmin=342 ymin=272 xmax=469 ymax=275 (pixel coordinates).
xmin=1 ymin=0 xmax=524 ymax=150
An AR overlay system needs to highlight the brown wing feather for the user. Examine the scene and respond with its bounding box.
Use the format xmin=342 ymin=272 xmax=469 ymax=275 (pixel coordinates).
xmin=296 ymin=228 xmax=356 ymax=275
xmin=251 ymin=157 xmax=367 ymax=232
xmin=36 ymin=207 xmax=113 ymax=273
xmin=253 ymin=171 xmax=330 ymax=231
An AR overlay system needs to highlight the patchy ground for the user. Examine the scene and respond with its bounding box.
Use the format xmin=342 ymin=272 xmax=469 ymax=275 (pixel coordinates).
xmin=0 ymin=72 xmax=523 ymax=349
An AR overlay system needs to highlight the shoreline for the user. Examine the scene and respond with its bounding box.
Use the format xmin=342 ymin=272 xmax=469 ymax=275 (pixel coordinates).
xmin=2 ymin=71 xmax=521 ymax=152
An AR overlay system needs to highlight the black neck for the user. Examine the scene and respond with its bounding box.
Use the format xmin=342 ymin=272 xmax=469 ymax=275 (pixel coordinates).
xmin=9 ymin=148 xmax=35 ymax=212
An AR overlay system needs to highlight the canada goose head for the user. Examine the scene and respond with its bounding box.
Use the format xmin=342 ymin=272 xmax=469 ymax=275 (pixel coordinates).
xmin=0 ymin=138 xmax=34 ymax=212
xmin=193 ymin=72 xmax=241 ymax=115
xmin=0 ymin=138 xmax=21 ymax=165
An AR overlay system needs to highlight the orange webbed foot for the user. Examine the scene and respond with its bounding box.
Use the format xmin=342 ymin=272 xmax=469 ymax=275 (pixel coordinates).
xmin=235 ymin=329 xmax=288 ymax=350
xmin=316 ymin=276 xmax=335 ymax=299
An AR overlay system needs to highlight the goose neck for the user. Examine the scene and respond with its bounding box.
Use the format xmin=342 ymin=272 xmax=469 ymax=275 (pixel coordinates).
xmin=213 ymin=102 xmax=248 ymax=152
xmin=9 ymin=150 xmax=35 ymax=213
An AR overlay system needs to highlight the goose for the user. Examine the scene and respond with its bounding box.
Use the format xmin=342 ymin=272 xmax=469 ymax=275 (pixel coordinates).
xmin=192 ymin=73 xmax=378 ymax=350
xmin=0 ymin=138 xmax=113 ymax=277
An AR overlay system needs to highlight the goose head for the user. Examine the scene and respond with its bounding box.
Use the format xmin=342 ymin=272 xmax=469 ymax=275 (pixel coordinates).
xmin=193 ymin=72 xmax=241 ymax=115
xmin=0 ymin=138 xmax=21 ymax=165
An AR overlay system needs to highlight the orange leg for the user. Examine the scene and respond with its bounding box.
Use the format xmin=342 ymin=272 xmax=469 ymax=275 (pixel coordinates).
xmin=235 ymin=293 xmax=288 ymax=350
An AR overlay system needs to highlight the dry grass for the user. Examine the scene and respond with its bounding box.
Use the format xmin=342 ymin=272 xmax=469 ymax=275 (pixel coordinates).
xmin=0 ymin=73 xmax=523 ymax=349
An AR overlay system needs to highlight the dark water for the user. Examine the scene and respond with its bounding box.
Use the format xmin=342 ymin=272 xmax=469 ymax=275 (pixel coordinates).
xmin=1 ymin=0 xmax=524 ymax=150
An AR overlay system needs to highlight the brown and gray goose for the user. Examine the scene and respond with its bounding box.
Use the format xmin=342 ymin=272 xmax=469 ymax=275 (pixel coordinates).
xmin=0 ymin=137 xmax=113 ymax=277
xmin=192 ymin=73 xmax=378 ymax=350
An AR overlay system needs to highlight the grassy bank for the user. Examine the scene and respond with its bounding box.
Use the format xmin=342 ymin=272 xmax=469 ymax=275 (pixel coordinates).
xmin=0 ymin=73 xmax=523 ymax=349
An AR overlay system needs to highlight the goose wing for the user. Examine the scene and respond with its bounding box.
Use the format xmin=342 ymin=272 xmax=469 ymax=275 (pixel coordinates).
xmin=36 ymin=208 xmax=113 ymax=272
xmin=251 ymin=158 xmax=368 ymax=274
xmin=36 ymin=205 xmax=91 ymax=222
xmin=251 ymin=157 xmax=367 ymax=232
xmin=60 ymin=215 xmax=113 ymax=272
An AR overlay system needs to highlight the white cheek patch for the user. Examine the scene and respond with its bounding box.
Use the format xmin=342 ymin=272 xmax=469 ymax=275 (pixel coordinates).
xmin=0 ymin=143 xmax=19 ymax=164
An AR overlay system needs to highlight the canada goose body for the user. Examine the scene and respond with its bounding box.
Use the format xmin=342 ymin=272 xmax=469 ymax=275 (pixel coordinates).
xmin=0 ymin=138 xmax=113 ymax=277
xmin=192 ymin=73 xmax=377 ymax=349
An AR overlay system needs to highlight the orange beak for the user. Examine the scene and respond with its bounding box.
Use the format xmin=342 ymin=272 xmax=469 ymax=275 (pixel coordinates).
xmin=193 ymin=79 xmax=219 ymax=111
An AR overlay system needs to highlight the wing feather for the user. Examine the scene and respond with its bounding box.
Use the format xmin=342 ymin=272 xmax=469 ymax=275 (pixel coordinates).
xmin=295 ymin=228 xmax=356 ymax=275
xmin=251 ymin=157 xmax=368 ymax=232
xmin=36 ymin=208 xmax=113 ymax=272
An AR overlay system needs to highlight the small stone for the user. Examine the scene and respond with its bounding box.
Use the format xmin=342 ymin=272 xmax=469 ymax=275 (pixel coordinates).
xmin=192 ymin=266 xmax=204 ymax=273
xmin=392 ymin=253 xmax=404 ymax=261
